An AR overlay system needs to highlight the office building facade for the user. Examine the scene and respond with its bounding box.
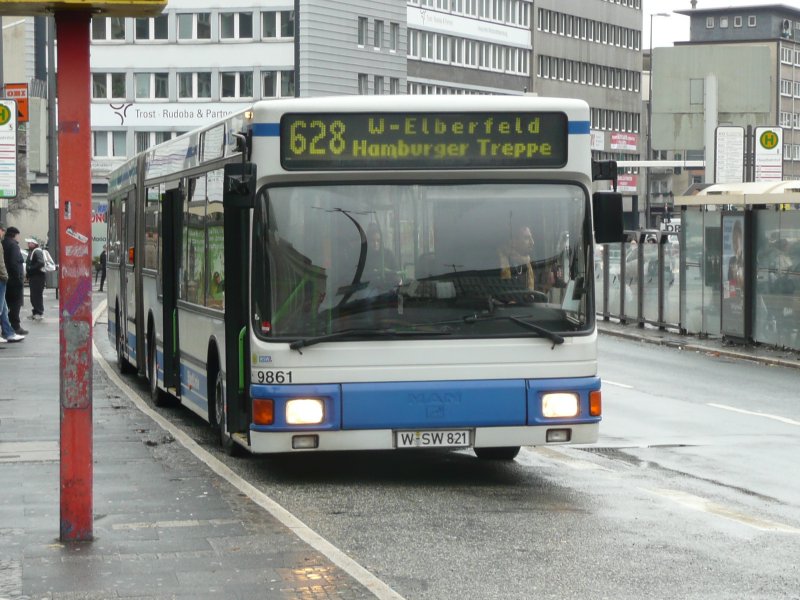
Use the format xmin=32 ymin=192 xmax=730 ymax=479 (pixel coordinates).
xmin=7 ymin=1 xmax=644 ymax=201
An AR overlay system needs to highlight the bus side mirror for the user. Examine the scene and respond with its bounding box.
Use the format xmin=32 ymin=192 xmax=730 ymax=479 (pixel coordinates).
xmin=592 ymin=191 xmax=624 ymax=244
xmin=223 ymin=162 xmax=257 ymax=209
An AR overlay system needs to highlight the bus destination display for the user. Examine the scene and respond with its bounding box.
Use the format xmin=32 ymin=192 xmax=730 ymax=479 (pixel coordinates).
xmin=280 ymin=112 xmax=568 ymax=170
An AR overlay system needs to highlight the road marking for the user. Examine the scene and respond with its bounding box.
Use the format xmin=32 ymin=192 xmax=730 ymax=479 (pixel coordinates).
xmin=91 ymin=300 xmax=405 ymax=600
xmin=113 ymin=518 xmax=239 ymax=531
xmin=708 ymin=403 xmax=800 ymax=426
xmin=647 ymin=488 xmax=800 ymax=534
xmin=0 ymin=441 xmax=59 ymax=463
xmin=603 ymin=380 xmax=633 ymax=389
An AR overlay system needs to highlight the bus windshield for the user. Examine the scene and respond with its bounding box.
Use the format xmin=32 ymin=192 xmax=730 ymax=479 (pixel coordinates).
xmin=253 ymin=183 xmax=591 ymax=340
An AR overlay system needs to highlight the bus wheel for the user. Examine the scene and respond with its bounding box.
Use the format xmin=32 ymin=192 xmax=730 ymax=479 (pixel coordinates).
xmin=213 ymin=370 xmax=239 ymax=456
xmin=116 ymin=321 xmax=135 ymax=375
xmin=149 ymin=336 xmax=170 ymax=406
xmin=474 ymin=446 xmax=520 ymax=461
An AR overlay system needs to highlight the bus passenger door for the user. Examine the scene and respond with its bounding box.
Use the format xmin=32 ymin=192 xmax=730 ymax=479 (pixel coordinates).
xmin=160 ymin=185 xmax=183 ymax=394
xmin=222 ymin=162 xmax=257 ymax=436
xmin=123 ymin=190 xmax=137 ymax=364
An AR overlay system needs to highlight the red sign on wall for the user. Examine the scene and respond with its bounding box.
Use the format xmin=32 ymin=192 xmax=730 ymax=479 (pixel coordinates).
xmin=4 ymin=83 xmax=28 ymax=123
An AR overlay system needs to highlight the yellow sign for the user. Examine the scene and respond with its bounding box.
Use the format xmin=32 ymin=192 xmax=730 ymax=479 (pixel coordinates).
xmin=0 ymin=0 xmax=166 ymax=17
xmin=0 ymin=104 xmax=11 ymax=126
xmin=759 ymin=129 xmax=780 ymax=150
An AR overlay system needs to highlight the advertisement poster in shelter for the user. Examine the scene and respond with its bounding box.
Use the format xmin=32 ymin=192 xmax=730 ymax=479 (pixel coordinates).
xmin=721 ymin=213 xmax=745 ymax=338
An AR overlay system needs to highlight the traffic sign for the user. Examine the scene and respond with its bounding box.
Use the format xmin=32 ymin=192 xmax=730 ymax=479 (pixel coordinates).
xmin=0 ymin=100 xmax=18 ymax=199
xmin=714 ymin=126 xmax=744 ymax=184
xmin=4 ymin=83 xmax=29 ymax=123
xmin=754 ymin=126 xmax=783 ymax=182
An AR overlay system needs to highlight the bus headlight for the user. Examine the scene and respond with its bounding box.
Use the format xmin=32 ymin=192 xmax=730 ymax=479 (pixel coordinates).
xmin=542 ymin=393 xmax=579 ymax=418
xmin=286 ymin=399 xmax=325 ymax=425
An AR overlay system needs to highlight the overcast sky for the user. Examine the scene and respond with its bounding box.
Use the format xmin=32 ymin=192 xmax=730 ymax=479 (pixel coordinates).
xmin=644 ymin=0 xmax=786 ymax=49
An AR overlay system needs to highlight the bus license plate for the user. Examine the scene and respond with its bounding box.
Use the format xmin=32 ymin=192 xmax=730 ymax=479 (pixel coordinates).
xmin=396 ymin=430 xmax=471 ymax=448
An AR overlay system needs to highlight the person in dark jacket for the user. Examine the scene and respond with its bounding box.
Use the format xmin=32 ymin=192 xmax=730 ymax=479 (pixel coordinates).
xmin=98 ymin=246 xmax=107 ymax=292
xmin=0 ymin=224 xmax=25 ymax=343
xmin=1 ymin=227 xmax=28 ymax=335
xmin=25 ymin=238 xmax=46 ymax=321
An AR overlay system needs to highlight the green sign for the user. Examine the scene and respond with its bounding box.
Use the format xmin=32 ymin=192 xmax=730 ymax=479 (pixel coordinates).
xmin=280 ymin=111 xmax=568 ymax=171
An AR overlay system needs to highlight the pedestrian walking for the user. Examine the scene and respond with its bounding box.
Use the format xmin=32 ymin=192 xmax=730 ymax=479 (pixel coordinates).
xmin=0 ymin=224 xmax=25 ymax=343
xmin=1 ymin=226 xmax=28 ymax=335
xmin=25 ymin=238 xmax=46 ymax=321
xmin=98 ymin=245 xmax=107 ymax=292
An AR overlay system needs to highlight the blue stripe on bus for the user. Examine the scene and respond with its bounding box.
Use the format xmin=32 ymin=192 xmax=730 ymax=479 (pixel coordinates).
xmin=252 ymin=123 xmax=280 ymax=137
xmin=180 ymin=363 xmax=209 ymax=410
xmin=250 ymin=377 xmax=600 ymax=431
xmin=568 ymin=120 xmax=591 ymax=134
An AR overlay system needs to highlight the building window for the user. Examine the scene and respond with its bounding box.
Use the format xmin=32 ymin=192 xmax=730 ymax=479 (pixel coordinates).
xmin=719 ymin=16 xmax=728 ymax=28
xmin=93 ymin=131 xmax=126 ymax=157
xmin=262 ymin=10 xmax=295 ymax=38
xmin=374 ymin=20 xmax=384 ymax=48
xmin=220 ymin=12 xmax=253 ymax=39
xmin=706 ymin=16 xmax=714 ymax=28
xmin=221 ymin=71 xmax=253 ymax=98
xmin=374 ymin=75 xmax=384 ymax=95
xmin=92 ymin=17 xmax=125 ymax=41
xmin=135 ymin=15 xmax=168 ymax=41
xmin=781 ymin=45 xmax=793 ymax=64
xmin=358 ymin=17 xmax=368 ymax=46
xmin=358 ymin=73 xmax=368 ymax=94
xmin=261 ymin=70 xmax=294 ymax=98
xmin=281 ymin=70 xmax=295 ymax=97
xmin=177 ymin=13 xmax=211 ymax=40
xmin=733 ymin=16 xmax=742 ymax=28
xmin=178 ymin=72 xmax=211 ymax=99
xmin=135 ymin=72 xmax=169 ymax=99
xmin=748 ymin=15 xmax=757 ymax=27
xmin=136 ymin=131 xmax=173 ymax=153
xmin=390 ymin=22 xmax=399 ymax=51
xmin=281 ymin=11 xmax=296 ymax=37
xmin=92 ymin=73 xmax=126 ymax=100
xmin=390 ymin=77 xmax=400 ymax=94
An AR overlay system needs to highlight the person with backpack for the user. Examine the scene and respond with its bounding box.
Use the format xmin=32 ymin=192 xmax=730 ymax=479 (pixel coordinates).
xmin=25 ymin=238 xmax=46 ymax=322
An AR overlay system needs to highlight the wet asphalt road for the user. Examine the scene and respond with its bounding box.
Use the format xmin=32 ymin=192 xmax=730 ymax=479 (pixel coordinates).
xmin=95 ymin=324 xmax=800 ymax=600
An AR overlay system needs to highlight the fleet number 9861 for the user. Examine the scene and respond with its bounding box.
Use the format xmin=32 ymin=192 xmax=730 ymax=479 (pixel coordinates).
xmin=254 ymin=370 xmax=293 ymax=384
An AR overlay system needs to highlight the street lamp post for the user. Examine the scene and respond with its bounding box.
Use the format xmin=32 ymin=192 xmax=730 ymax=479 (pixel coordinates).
xmin=646 ymin=12 xmax=670 ymax=228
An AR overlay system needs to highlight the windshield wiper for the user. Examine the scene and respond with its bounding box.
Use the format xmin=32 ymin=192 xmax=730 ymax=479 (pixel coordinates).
xmin=462 ymin=313 xmax=565 ymax=347
xmin=289 ymin=327 xmax=452 ymax=353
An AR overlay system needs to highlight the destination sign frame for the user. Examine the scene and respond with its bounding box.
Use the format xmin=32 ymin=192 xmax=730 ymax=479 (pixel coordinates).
xmin=280 ymin=111 xmax=568 ymax=171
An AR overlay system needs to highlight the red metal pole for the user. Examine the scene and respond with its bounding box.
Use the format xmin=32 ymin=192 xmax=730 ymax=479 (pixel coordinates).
xmin=56 ymin=10 xmax=93 ymax=542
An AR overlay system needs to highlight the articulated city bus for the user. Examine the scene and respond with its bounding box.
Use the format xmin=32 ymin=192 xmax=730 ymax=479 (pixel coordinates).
xmin=106 ymin=95 xmax=622 ymax=458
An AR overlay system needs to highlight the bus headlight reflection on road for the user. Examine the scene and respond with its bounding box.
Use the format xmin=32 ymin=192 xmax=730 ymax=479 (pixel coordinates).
xmin=286 ymin=399 xmax=325 ymax=425
xmin=542 ymin=392 xmax=579 ymax=418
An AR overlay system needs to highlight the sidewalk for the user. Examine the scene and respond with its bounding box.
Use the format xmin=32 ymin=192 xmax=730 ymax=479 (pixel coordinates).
xmin=0 ymin=287 xmax=372 ymax=600
xmin=597 ymin=319 xmax=800 ymax=371
xmin=1 ymin=288 xmax=797 ymax=599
